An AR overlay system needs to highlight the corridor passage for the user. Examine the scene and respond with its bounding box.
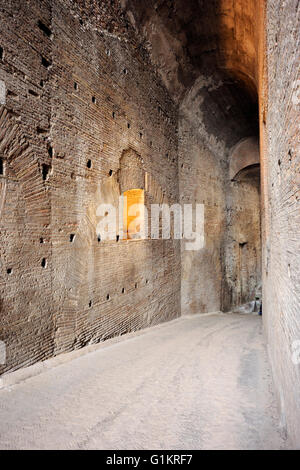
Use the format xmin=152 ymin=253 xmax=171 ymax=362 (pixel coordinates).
xmin=0 ymin=313 xmax=288 ymax=450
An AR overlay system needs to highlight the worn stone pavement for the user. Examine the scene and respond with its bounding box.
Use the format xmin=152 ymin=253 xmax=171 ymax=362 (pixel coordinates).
xmin=0 ymin=313 xmax=289 ymax=450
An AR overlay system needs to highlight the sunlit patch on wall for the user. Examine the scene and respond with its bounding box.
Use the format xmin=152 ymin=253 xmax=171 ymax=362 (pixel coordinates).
xmin=123 ymin=189 xmax=145 ymax=240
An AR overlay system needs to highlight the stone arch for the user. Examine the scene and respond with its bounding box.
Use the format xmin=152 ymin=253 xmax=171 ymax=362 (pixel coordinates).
xmin=229 ymin=136 xmax=260 ymax=181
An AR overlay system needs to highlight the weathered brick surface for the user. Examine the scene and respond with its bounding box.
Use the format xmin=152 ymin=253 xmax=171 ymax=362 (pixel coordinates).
xmin=0 ymin=1 xmax=299 ymax=448
xmin=262 ymin=0 xmax=300 ymax=447
xmin=179 ymin=72 xmax=261 ymax=315
xmin=0 ymin=0 xmax=180 ymax=373
xmin=0 ymin=0 xmax=262 ymax=369
xmin=178 ymin=99 xmax=225 ymax=315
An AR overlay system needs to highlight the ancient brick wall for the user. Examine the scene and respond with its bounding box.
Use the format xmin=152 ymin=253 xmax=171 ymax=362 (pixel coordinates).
xmin=0 ymin=0 xmax=180 ymax=374
xmin=262 ymin=0 xmax=300 ymax=447
xmin=178 ymin=94 xmax=225 ymax=315
xmin=222 ymin=168 xmax=261 ymax=311
xmin=0 ymin=0 xmax=54 ymax=372
xmin=179 ymin=72 xmax=261 ymax=315
xmin=2 ymin=6 xmax=299 ymax=453
xmin=123 ymin=0 xmax=262 ymax=315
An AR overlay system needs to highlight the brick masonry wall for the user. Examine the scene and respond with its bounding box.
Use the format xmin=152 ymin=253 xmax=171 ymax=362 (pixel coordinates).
xmin=179 ymin=74 xmax=261 ymax=315
xmin=178 ymin=105 xmax=225 ymax=315
xmin=0 ymin=0 xmax=180 ymax=373
xmin=263 ymin=0 xmax=300 ymax=446
xmin=2 ymin=7 xmax=298 ymax=453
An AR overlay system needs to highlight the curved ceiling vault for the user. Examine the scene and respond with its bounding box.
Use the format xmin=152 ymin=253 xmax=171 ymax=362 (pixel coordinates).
xmin=121 ymin=0 xmax=261 ymax=152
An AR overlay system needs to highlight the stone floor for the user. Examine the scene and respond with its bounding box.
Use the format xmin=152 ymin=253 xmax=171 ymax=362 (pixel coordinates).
xmin=0 ymin=313 xmax=289 ymax=450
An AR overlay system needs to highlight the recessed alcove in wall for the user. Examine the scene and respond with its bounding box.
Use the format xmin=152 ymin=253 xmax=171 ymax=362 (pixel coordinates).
xmin=117 ymin=148 xmax=146 ymax=241
xmin=222 ymin=136 xmax=261 ymax=311
xmin=123 ymin=188 xmax=145 ymax=240
xmin=229 ymin=137 xmax=260 ymax=181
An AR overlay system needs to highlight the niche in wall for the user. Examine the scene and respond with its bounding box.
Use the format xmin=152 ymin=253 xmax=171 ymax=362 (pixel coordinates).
xmin=123 ymin=188 xmax=145 ymax=240
xmin=222 ymin=136 xmax=261 ymax=311
xmin=119 ymin=148 xmax=146 ymax=240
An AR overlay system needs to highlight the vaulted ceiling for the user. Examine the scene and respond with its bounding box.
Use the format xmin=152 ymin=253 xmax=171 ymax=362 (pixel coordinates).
xmin=121 ymin=0 xmax=261 ymax=149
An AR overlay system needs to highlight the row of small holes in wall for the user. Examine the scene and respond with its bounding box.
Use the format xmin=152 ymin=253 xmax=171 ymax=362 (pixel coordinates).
xmin=38 ymin=236 xmax=48 ymax=268
xmin=277 ymin=150 xmax=293 ymax=171
xmin=68 ymin=233 xmax=121 ymax=244
xmin=41 ymin=235 xmax=76 ymax=245
xmin=86 ymin=161 xmax=114 ymax=180
xmin=97 ymin=235 xmax=122 ymax=243
xmin=72 ymin=85 xmax=143 ymax=138
xmin=101 ymin=47 xmax=171 ymax=125
xmin=113 ymin=111 xmax=145 ymax=140
xmin=73 ymin=82 xmax=98 ymax=107
xmin=38 ymin=20 xmax=52 ymax=70
xmin=73 ymin=82 xmax=96 ymax=105
xmin=73 ymin=85 xmax=170 ymax=149
xmin=6 ymin=257 xmax=47 ymax=274
xmin=39 ymin=18 xmax=169 ymax=128
xmin=10 ymin=234 xmax=46 ymax=266
xmin=69 ymin=92 xmax=173 ymax=172
xmin=88 ymin=281 xmax=150 ymax=308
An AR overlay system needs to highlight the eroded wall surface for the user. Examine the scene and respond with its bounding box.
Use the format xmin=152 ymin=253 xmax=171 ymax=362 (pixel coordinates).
xmin=2 ymin=5 xmax=299 ymax=451
xmin=178 ymin=78 xmax=226 ymax=315
xmin=178 ymin=70 xmax=260 ymax=315
xmin=222 ymin=166 xmax=261 ymax=311
xmin=0 ymin=0 xmax=180 ymax=374
xmin=124 ymin=0 xmax=262 ymax=314
xmin=262 ymin=0 xmax=300 ymax=447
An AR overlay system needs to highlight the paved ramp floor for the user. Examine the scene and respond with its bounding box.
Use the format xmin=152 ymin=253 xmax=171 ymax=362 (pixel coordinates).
xmin=0 ymin=313 xmax=288 ymax=449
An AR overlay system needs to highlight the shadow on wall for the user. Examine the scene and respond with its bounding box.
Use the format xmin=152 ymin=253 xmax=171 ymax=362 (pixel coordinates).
xmin=221 ymin=136 xmax=261 ymax=312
